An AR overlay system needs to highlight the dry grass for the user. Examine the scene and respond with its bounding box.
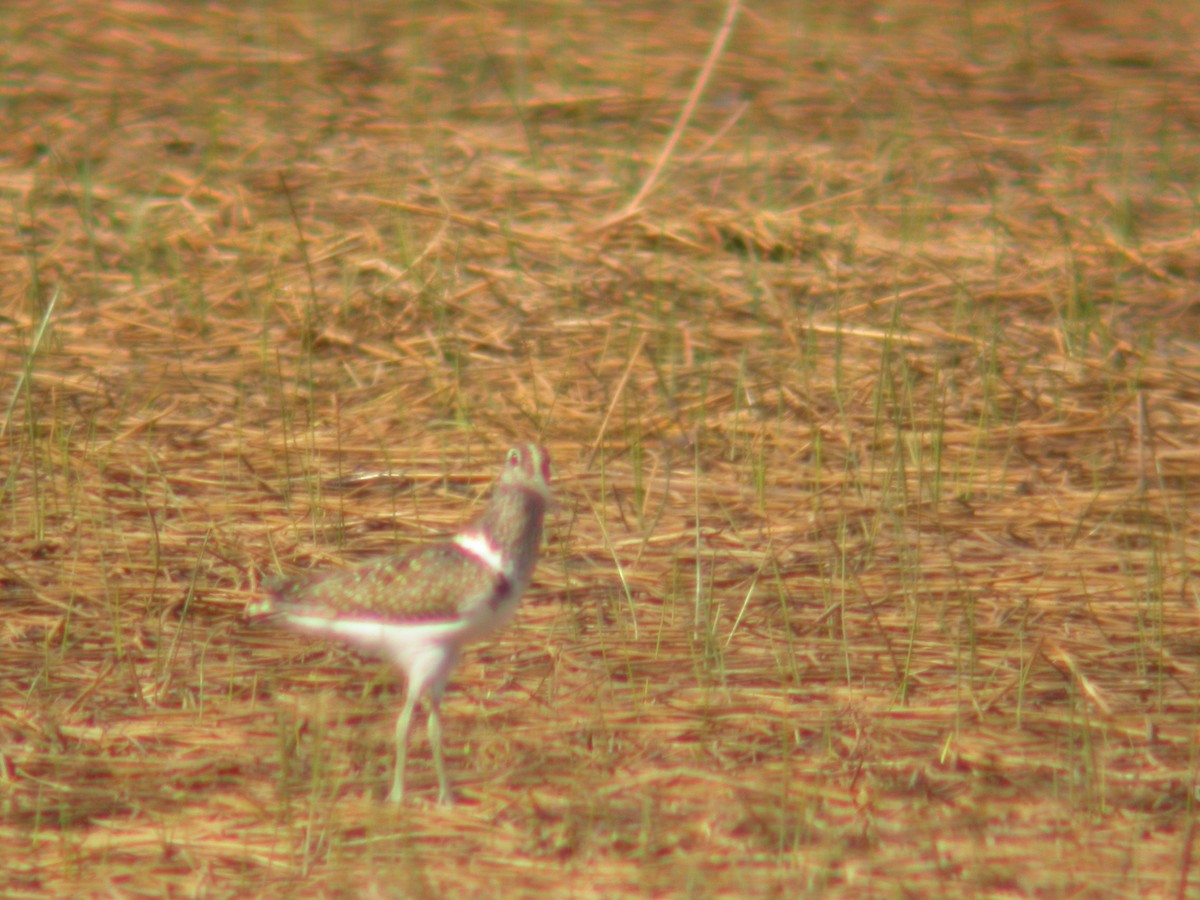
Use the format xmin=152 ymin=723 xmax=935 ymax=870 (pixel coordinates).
xmin=3 ymin=0 xmax=1200 ymax=896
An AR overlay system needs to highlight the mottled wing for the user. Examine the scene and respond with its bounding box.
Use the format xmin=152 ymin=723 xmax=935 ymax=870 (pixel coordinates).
xmin=263 ymin=544 xmax=501 ymax=622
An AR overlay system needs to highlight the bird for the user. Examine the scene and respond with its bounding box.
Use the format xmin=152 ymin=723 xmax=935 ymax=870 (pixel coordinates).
xmin=246 ymin=444 xmax=553 ymax=804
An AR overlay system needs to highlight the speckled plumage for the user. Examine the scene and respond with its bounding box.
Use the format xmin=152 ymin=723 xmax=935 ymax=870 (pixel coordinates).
xmin=248 ymin=444 xmax=552 ymax=804
xmin=263 ymin=544 xmax=510 ymax=621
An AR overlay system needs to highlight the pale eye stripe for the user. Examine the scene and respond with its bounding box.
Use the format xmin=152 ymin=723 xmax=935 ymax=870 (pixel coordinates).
xmin=453 ymin=532 xmax=509 ymax=576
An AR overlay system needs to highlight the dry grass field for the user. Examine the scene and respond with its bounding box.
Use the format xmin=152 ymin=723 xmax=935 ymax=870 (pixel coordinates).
xmin=3 ymin=0 xmax=1200 ymax=896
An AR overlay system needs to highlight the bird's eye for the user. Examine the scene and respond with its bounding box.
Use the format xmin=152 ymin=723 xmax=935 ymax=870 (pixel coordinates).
xmin=508 ymin=449 xmax=520 ymax=467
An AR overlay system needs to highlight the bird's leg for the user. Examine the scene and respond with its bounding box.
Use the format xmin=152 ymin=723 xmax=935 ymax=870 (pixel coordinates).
xmin=388 ymin=690 xmax=418 ymax=803
xmin=428 ymin=694 xmax=453 ymax=804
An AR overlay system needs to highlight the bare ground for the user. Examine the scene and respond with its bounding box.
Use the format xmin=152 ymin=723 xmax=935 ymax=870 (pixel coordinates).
xmin=2 ymin=1 xmax=1200 ymax=896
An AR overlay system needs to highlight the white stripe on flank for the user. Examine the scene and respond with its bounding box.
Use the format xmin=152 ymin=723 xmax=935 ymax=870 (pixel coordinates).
xmin=453 ymin=532 xmax=508 ymax=575
xmin=285 ymin=615 xmax=471 ymax=687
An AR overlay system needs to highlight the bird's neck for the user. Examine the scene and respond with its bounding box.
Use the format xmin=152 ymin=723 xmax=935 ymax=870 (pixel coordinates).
xmin=473 ymin=487 xmax=546 ymax=579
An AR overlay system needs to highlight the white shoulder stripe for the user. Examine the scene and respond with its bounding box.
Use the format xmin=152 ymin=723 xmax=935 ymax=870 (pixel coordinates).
xmin=453 ymin=532 xmax=508 ymax=575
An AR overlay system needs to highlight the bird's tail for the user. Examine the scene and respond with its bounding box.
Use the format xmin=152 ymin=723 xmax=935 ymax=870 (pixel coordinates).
xmin=244 ymin=575 xmax=292 ymax=621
